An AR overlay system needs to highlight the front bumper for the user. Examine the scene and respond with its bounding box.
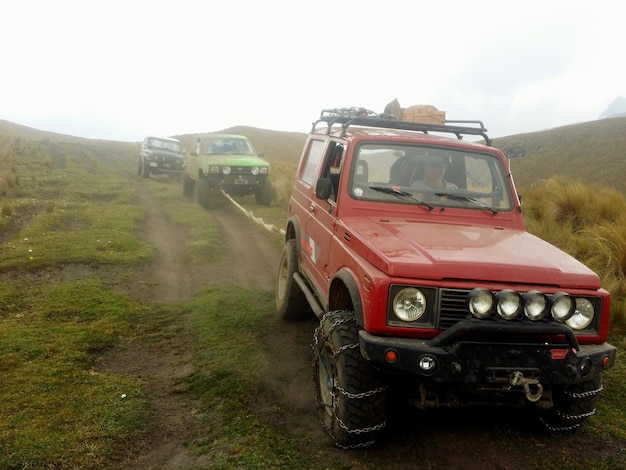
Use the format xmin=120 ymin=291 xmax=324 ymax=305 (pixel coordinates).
xmin=148 ymin=160 xmax=183 ymax=172
xmin=359 ymin=320 xmax=616 ymax=386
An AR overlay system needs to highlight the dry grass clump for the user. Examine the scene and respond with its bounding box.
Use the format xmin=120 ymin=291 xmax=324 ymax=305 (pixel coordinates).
xmin=521 ymin=177 xmax=626 ymax=331
xmin=270 ymin=162 xmax=297 ymax=207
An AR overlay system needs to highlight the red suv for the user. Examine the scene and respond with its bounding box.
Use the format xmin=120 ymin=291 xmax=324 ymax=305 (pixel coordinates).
xmin=276 ymin=107 xmax=616 ymax=448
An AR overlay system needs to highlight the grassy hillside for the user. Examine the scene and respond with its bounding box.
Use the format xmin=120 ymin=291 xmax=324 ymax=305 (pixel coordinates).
xmin=494 ymin=116 xmax=626 ymax=193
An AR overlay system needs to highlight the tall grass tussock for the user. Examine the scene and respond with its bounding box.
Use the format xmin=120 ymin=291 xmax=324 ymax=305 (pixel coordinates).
xmin=520 ymin=177 xmax=626 ymax=332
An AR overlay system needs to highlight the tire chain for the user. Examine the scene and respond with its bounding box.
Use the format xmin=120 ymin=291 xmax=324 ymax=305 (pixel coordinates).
xmin=540 ymin=384 xmax=602 ymax=432
xmin=313 ymin=310 xmax=387 ymax=448
xmin=539 ymin=416 xmax=582 ymax=432
xmin=564 ymin=385 xmax=603 ymax=399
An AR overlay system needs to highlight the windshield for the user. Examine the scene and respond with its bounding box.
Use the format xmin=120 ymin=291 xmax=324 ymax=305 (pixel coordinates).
xmin=349 ymin=143 xmax=514 ymax=212
xmin=148 ymin=138 xmax=181 ymax=153
xmin=200 ymin=137 xmax=256 ymax=155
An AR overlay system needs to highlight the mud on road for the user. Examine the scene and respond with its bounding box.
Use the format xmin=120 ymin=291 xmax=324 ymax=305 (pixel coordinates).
xmin=100 ymin=168 xmax=623 ymax=470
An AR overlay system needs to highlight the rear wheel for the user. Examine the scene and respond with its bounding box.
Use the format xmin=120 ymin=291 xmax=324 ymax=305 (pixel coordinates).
xmin=276 ymin=239 xmax=311 ymax=320
xmin=312 ymin=310 xmax=387 ymax=448
xmin=540 ymin=375 xmax=603 ymax=431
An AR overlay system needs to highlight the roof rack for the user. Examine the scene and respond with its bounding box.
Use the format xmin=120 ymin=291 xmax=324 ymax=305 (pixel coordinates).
xmin=312 ymin=107 xmax=491 ymax=146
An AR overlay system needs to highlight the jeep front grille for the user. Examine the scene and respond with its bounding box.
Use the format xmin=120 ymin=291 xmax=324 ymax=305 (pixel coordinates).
xmin=229 ymin=167 xmax=254 ymax=175
xmin=438 ymin=288 xmax=471 ymax=329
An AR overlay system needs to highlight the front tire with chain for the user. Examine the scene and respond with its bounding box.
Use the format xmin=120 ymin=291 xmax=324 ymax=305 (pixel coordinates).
xmin=540 ymin=374 xmax=602 ymax=431
xmin=312 ymin=310 xmax=387 ymax=448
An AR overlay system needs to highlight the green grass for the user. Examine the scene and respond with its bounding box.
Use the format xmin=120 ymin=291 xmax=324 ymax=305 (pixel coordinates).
xmin=180 ymin=286 xmax=303 ymax=468
xmin=0 ymin=279 xmax=148 ymax=469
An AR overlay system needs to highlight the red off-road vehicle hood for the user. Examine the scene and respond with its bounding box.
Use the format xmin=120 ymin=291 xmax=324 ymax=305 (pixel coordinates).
xmin=346 ymin=217 xmax=600 ymax=289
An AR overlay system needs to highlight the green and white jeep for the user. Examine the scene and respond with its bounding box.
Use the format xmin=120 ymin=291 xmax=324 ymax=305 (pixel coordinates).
xmin=182 ymin=134 xmax=272 ymax=208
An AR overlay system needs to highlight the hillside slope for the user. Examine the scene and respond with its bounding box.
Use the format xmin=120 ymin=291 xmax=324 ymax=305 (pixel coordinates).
xmin=494 ymin=116 xmax=626 ymax=193
xmin=4 ymin=116 xmax=626 ymax=194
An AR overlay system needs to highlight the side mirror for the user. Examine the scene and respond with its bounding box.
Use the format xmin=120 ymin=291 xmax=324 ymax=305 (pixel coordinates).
xmin=191 ymin=140 xmax=200 ymax=157
xmin=315 ymin=178 xmax=333 ymax=200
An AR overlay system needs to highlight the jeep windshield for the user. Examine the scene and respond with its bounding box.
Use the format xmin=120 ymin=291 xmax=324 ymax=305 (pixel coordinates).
xmin=200 ymin=137 xmax=256 ymax=155
xmin=148 ymin=138 xmax=181 ymax=153
xmin=350 ymin=143 xmax=514 ymax=212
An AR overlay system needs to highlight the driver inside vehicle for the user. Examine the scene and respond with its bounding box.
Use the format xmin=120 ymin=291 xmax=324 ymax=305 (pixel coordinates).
xmin=411 ymin=154 xmax=457 ymax=191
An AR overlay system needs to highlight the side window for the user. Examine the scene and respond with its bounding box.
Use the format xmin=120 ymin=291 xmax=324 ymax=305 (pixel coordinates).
xmin=320 ymin=142 xmax=345 ymax=201
xmin=300 ymin=139 xmax=326 ymax=185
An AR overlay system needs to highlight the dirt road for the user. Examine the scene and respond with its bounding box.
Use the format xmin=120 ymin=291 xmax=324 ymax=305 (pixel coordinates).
xmin=102 ymin=169 xmax=623 ymax=469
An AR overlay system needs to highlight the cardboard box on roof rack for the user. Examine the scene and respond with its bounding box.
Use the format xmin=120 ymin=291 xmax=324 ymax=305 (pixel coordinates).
xmin=384 ymin=99 xmax=446 ymax=124
xmin=402 ymin=104 xmax=446 ymax=124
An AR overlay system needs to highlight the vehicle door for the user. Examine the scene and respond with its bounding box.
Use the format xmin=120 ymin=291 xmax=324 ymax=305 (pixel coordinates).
xmin=187 ymin=138 xmax=202 ymax=177
xmin=299 ymin=140 xmax=346 ymax=299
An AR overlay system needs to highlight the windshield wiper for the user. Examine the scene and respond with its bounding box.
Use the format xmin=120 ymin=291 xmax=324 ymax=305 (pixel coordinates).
xmin=435 ymin=193 xmax=499 ymax=215
xmin=370 ymin=186 xmax=434 ymax=210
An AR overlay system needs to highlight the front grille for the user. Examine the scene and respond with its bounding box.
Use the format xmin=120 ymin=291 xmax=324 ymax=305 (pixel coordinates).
xmin=439 ymin=288 xmax=471 ymax=329
xmin=229 ymin=167 xmax=254 ymax=175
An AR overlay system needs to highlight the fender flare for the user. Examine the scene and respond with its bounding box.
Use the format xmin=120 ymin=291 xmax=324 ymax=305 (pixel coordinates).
xmin=333 ymin=268 xmax=365 ymax=327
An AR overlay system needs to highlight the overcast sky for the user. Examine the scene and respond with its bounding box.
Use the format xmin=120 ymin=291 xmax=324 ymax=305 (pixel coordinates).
xmin=1 ymin=1 xmax=624 ymax=142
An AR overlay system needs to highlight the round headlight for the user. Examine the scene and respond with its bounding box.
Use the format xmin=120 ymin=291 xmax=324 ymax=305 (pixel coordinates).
xmin=393 ymin=288 xmax=427 ymax=322
xmin=566 ymin=298 xmax=595 ymax=330
xmin=551 ymin=293 xmax=575 ymax=322
xmin=496 ymin=289 xmax=522 ymax=320
xmin=250 ymin=166 xmax=260 ymax=176
xmin=523 ymin=290 xmax=548 ymax=321
xmin=222 ymin=166 xmax=231 ymax=175
xmin=467 ymin=288 xmax=494 ymax=318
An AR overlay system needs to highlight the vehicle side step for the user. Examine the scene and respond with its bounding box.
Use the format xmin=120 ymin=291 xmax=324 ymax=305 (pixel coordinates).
xmin=293 ymin=272 xmax=325 ymax=318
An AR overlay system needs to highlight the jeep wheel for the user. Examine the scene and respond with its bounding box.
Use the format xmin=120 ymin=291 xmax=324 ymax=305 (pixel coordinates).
xmin=255 ymin=177 xmax=272 ymax=207
xmin=312 ymin=310 xmax=387 ymax=448
xmin=141 ymin=160 xmax=150 ymax=179
xmin=137 ymin=159 xmax=142 ymax=176
xmin=196 ymin=178 xmax=219 ymax=209
xmin=182 ymin=174 xmax=195 ymax=198
xmin=540 ymin=375 xmax=602 ymax=431
xmin=276 ymin=239 xmax=311 ymax=320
